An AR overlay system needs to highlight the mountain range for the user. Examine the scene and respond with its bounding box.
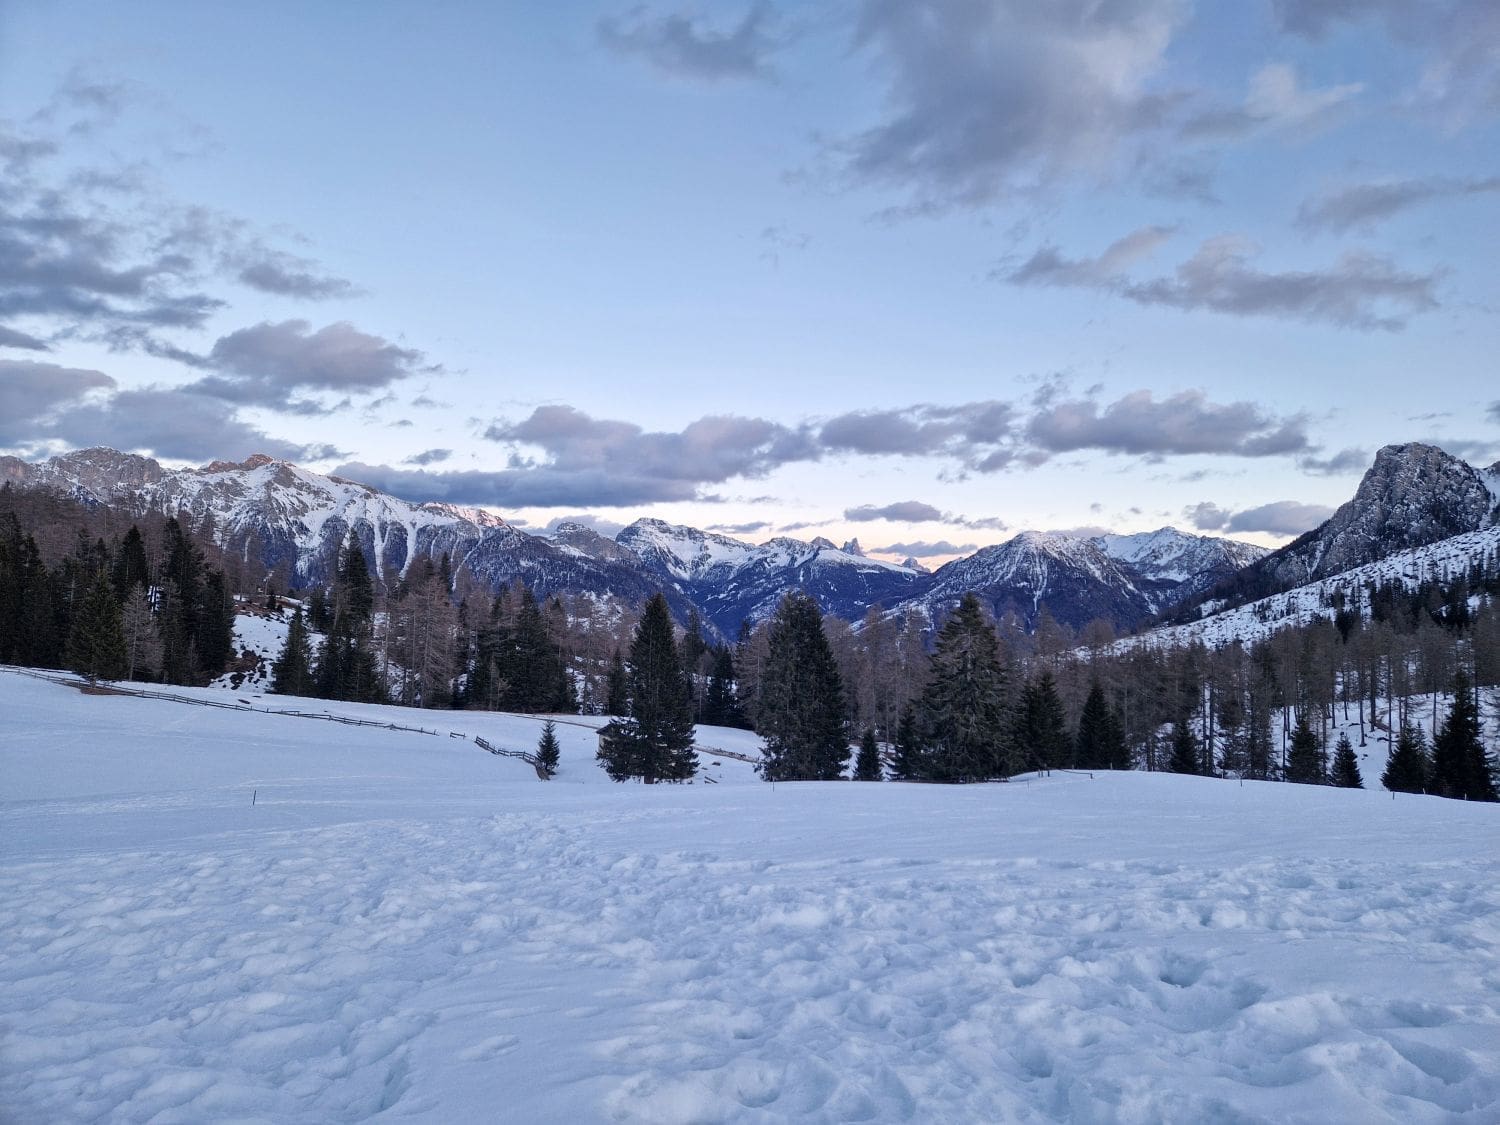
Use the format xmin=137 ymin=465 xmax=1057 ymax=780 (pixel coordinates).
xmin=4 ymin=443 xmax=1496 ymax=640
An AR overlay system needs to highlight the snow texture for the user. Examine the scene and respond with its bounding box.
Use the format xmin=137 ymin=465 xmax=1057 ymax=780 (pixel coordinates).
xmin=3 ymin=669 xmax=1499 ymax=1123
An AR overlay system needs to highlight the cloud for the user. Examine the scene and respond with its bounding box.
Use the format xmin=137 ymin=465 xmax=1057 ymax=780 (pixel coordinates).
xmin=844 ymin=500 xmax=945 ymax=523
xmin=333 ymin=460 xmax=707 ymax=509
xmin=820 ymin=400 xmax=1015 ymax=470
xmin=45 ymin=386 xmax=329 ymax=463
xmin=486 ymin=404 xmax=821 ymax=498
xmin=187 ymin=320 xmax=428 ymax=412
xmin=0 ymin=359 xmax=115 ymax=444
xmin=599 ymin=1 xmax=785 ymax=82
xmin=1296 ymin=176 xmax=1500 ymax=233
xmin=1026 ymin=389 xmax=1311 ymax=458
xmin=0 ymin=325 xmax=51 ymax=351
xmin=1272 ymin=0 xmax=1500 ymax=126
xmin=1180 ymin=62 xmax=1361 ymax=139
xmin=1298 ymin=447 xmax=1368 ymax=475
xmin=1187 ymin=499 xmax=1334 ymax=535
xmin=1006 ymin=230 xmax=1441 ymax=330
xmin=707 ymin=520 xmax=772 ymax=535
xmin=237 ymin=252 xmax=358 ymax=299
xmin=404 ymin=447 xmax=451 ymax=466
xmin=541 ymin=513 xmax=629 ymax=538
xmin=1488 ymin=401 xmax=1500 ymax=424
xmin=827 ymin=0 xmax=1184 ymax=211
xmin=868 ymin=539 xmax=977 ymax=558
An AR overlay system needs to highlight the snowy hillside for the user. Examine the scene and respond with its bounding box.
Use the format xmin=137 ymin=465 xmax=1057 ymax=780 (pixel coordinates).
xmin=1117 ymin=523 xmax=1500 ymax=653
xmin=4 ymin=668 xmax=1498 ymax=1123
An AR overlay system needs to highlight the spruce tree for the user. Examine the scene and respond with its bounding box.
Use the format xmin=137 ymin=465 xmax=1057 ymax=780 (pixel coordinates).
xmin=120 ymin=584 xmax=161 ymax=682
xmin=854 ymin=728 xmax=882 ymax=781
xmin=756 ymin=593 xmax=849 ymax=781
xmin=111 ymin=525 xmax=150 ymax=599
xmin=1015 ymin=671 xmax=1071 ymax=772
xmin=536 ymin=719 xmax=561 ymax=778
xmin=1285 ymin=712 xmax=1327 ymax=784
xmin=1330 ymin=732 xmax=1364 ymax=788
xmin=598 ymin=593 xmax=696 ymax=782
xmin=700 ymin=646 xmax=742 ymax=727
xmin=891 ymin=703 xmax=921 ymax=781
xmin=1382 ymin=722 xmax=1431 ymax=794
xmin=913 ymin=594 xmax=1011 ymax=780
xmin=1432 ymin=671 xmax=1497 ymax=801
xmin=270 ymin=608 xmax=315 ymax=696
xmin=605 ymin=648 xmax=629 ymax=716
xmin=1073 ymin=681 xmax=1114 ymax=769
xmin=1168 ymin=718 xmax=1201 ymax=775
xmin=65 ymin=571 xmax=128 ymax=681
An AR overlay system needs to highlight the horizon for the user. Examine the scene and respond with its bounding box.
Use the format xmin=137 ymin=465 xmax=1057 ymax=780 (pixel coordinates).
xmin=2 ymin=3 xmax=1497 ymax=567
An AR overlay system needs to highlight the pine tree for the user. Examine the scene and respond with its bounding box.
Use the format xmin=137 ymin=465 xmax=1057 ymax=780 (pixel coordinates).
xmin=1382 ymin=722 xmax=1431 ymax=794
xmin=65 ymin=571 xmax=128 ymax=681
xmin=1432 ymin=670 xmax=1497 ymax=801
xmin=756 ymin=593 xmax=849 ymax=781
xmin=1073 ymin=681 xmax=1113 ymax=769
xmin=891 ymin=703 xmax=921 ymax=780
xmin=1330 ymin=732 xmax=1364 ymax=788
xmin=536 ymin=719 xmax=561 ymax=778
xmin=1015 ymin=671 xmax=1071 ymax=772
xmin=913 ymin=594 xmax=1012 ymax=780
xmin=700 ymin=646 xmax=742 ymax=727
xmin=598 ymin=593 xmax=696 ymax=782
xmin=270 ymin=608 xmax=315 ymax=696
xmin=1168 ymin=718 xmax=1201 ymax=775
xmin=854 ymin=728 xmax=882 ymax=781
xmin=605 ymin=648 xmax=629 ymax=716
xmin=111 ymin=525 xmax=150 ymax=599
xmin=1285 ymin=712 xmax=1327 ymax=784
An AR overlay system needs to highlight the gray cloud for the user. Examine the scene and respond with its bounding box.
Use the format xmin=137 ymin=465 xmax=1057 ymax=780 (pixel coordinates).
xmin=0 ymin=359 xmax=116 ymax=444
xmin=829 ymin=0 xmax=1183 ymax=212
xmin=187 ymin=320 xmax=428 ymax=412
xmin=820 ymin=401 xmax=1015 ymax=470
xmin=868 ymin=539 xmax=977 ymax=558
xmin=844 ymin=500 xmax=945 ymax=523
xmin=488 ymin=404 xmax=821 ymax=491
xmin=1298 ymin=447 xmax=1368 ymax=475
xmin=542 ymin=513 xmax=629 ymax=538
xmin=1187 ymin=499 xmax=1334 ymax=535
xmin=1179 ymin=63 xmax=1361 ymax=140
xmin=0 ymin=325 xmax=50 ymax=351
xmin=237 ymin=252 xmax=358 ymax=299
xmin=46 ymin=386 xmax=328 ymax=463
xmin=1488 ymin=401 xmax=1500 ymax=424
xmin=1297 ymin=176 xmax=1500 ymax=233
xmin=1007 ymin=230 xmax=1441 ymax=331
xmin=332 ymin=460 xmax=710 ymax=509
xmin=1027 ymin=389 xmax=1311 ymax=458
xmin=404 ymin=447 xmax=452 ymax=466
xmin=707 ymin=520 xmax=773 ymax=535
xmin=1273 ymin=0 xmax=1500 ymax=125
xmin=599 ymin=1 xmax=784 ymax=82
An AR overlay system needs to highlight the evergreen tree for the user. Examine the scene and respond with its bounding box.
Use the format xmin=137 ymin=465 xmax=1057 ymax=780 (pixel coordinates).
xmin=65 ymin=571 xmax=128 ymax=681
xmin=270 ymin=608 xmax=315 ymax=696
xmin=1330 ymin=732 xmax=1364 ymax=788
xmin=605 ymin=647 xmax=629 ymax=716
xmin=120 ymin=584 xmax=161 ymax=682
xmin=502 ymin=586 xmax=571 ymax=712
xmin=700 ymin=646 xmax=742 ymax=727
xmin=1382 ymin=722 xmax=1431 ymax=794
xmin=1432 ymin=670 xmax=1497 ymax=801
xmin=1168 ymin=718 xmax=1201 ymax=775
xmin=1285 ymin=712 xmax=1327 ymax=784
xmin=111 ymin=525 xmax=150 ymax=599
xmin=536 ymin=719 xmax=561 ymax=778
xmin=913 ymin=594 xmax=1012 ymax=780
xmin=854 ymin=728 xmax=882 ymax=781
xmin=1015 ymin=671 xmax=1071 ymax=772
xmin=756 ymin=593 xmax=849 ymax=781
xmin=598 ymin=593 xmax=696 ymax=782
xmin=891 ymin=703 xmax=921 ymax=781
xmin=313 ymin=536 xmax=383 ymax=703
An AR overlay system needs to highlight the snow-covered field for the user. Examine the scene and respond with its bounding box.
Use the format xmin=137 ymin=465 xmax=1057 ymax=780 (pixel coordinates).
xmin=4 ymin=670 xmax=1499 ymax=1123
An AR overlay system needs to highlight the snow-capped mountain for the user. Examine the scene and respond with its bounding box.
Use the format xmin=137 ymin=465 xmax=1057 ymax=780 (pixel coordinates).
xmin=2 ymin=447 xmax=1271 ymax=637
xmin=1180 ymin=442 xmax=1500 ymax=617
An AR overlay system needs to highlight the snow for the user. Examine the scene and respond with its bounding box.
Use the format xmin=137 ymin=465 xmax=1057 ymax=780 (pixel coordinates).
xmin=4 ymin=668 xmax=1500 ymax=1123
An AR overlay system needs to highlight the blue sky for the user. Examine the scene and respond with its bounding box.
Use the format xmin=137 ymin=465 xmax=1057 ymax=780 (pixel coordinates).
xmin=2 ymin=1 xmax=1496 ymax=559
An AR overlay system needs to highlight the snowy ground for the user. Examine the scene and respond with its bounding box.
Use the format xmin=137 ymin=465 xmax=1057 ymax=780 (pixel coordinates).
xmin=4 ymin=670 xmax=1500 ymax=1123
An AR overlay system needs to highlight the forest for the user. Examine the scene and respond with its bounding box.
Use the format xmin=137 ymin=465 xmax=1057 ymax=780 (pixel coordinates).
xmin=3 ymin=482 xmax=1496 ymax=800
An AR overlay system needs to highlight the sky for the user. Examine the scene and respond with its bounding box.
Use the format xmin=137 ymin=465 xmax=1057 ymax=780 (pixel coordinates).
xmin=1 ymin=1 xmax=1497 ymax=562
